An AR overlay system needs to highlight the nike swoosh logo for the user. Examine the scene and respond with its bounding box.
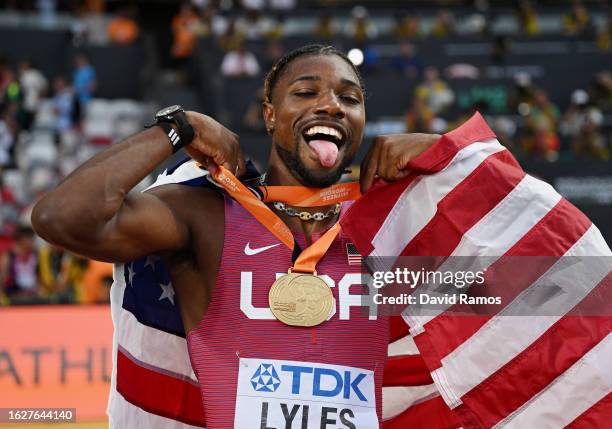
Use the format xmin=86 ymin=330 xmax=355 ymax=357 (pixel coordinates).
xmin=244 ymin=242 xmax=281 ymax=255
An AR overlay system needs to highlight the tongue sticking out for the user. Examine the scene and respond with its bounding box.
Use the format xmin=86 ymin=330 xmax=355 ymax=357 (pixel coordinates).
xmin=308 ymin=140 xmax=338 ymax=168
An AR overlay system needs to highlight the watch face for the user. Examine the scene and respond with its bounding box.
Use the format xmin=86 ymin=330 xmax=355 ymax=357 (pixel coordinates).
xmin=156 ymin=105 xmax=182 ymax=118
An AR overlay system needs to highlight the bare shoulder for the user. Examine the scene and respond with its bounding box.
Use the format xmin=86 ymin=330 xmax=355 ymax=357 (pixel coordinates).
xmin=145 ymin=184 xmax=225 ymax=229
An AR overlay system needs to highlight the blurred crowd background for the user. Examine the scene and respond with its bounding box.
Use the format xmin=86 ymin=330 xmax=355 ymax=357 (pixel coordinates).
xmin=0 ymin=0 xmax=610 ymax=306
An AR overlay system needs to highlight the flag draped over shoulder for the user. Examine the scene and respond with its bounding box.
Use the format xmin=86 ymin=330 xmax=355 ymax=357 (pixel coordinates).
xmin=108 ymin=160 xmax=452 ymax=428
xmin=340 ymin=112 xmax=612 ymax=428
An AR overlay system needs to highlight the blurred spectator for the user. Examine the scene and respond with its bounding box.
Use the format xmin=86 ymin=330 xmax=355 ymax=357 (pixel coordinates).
xmin=0 ymin=226 xmax=40 ymax=303
xmin=431 ymin=10 xmax=455 ymax=38
xmin=0 ymin=171 xmax=19 ymax=240
xmin=38 ymin=242 xmax=86 ymax=303
xmin=220 ymin=44 xmax=260 ymax=78
xmin=571 ymin=108 xmax=609 ymax=160
xmin=415 ymin=67 xmax=455 ymax=114
xmin=52 ymin=76 xmax=75 ymax=138
xmin=391 ymin=42 xmax=422 ymax=79
xmin=236 ymin=9 xmax=276 ymax=40
xmin=562 ymin=89 xmax=608 ymax=160
xmin=563 ymin=0 xmax=590 ymax=36
xmin=107 ymin=7 xmax=140 ymax=45
xmin=516 ymin=0 xmax=539 ymax=36
xmin=171 ymin=3 xmax=202 ymax=61
xmin=523 ymin=90 xmax=561 ymax=160
xmin=589 ymin=71 xmax=612 ymax=111
xmin=79 ymin=259 xmax=112 ymax=304
xmin=508 ymin=72 xmax=535 ymax=113
xmin=406 ymin=97 xmax=435 ymax=133
xmin=597 ymin=17 xmax=611 ymax=51
xmin=347 ymin=6 xmax=378 ymax=43
xmin=18 ymin=59 xmax=48 ymax=131
xmin=218 ymin=17 xmax=245 ymax=52
xmin=393 ymin=15 xmax=421 ymax=39
xmin=0 ymin=109 xmax=16 ymax=168
xmin=72 ymin=53 xmax=97 ymax=112
xmin=313 ymin=14 xmax=339 ymax=39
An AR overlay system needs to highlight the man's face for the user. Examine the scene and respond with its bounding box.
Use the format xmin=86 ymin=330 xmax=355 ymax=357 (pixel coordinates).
xmin=264 ymin=54 xmax=366 ymax=187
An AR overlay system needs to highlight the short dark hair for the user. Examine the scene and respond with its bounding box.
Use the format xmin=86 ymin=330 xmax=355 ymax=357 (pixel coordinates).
xmin=263 ymin=44 xmax=365 ymax=103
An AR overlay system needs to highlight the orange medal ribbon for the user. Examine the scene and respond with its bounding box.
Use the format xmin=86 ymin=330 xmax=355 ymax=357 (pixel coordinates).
xmin=212 ymin=166 xmax=361 ymax=273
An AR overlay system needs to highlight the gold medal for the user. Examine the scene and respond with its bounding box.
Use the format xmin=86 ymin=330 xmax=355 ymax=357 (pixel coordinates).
xmin=269 ymin=273 xmax=334 ymax=327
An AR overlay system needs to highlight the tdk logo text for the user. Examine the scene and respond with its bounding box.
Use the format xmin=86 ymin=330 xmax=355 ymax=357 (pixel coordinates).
xmin=280 ymin=364 xmax=367 ymax=401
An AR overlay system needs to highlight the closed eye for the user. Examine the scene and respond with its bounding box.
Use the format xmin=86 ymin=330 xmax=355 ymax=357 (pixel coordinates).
xmin=294 ymin=91 xmax=317 ymax=97
xmin=341 ymin=95 xmax=361 ymax=105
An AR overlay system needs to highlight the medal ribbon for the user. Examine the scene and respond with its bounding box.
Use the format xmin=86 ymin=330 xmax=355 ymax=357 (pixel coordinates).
xmin=212 ymin=166 xmax=360 ymax=273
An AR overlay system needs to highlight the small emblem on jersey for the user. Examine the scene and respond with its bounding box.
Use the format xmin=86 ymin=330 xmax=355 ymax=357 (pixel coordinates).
xmin=250 ymin=363 xmax=281 ymax=392
xmin=244 ymin=242 xmax=281 ymax=255
xmin=346 ymin=242 xmax=363 ymax=265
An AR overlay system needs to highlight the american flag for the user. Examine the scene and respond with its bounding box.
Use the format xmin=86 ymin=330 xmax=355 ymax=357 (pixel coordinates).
xmin=340 ymin=113 xmax=612 ymax=428
xmin=346 ymin=242 xmax=364 ymax=266
xmin=108 ymin=113 xmax=611 ymax=428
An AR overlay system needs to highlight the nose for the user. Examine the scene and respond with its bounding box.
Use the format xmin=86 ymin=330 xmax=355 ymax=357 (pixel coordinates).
xmin=314 ymin=91 xmax=346 ymax=119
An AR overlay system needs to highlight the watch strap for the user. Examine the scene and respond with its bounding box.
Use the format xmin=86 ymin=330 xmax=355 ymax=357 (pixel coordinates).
xmin=154 ymin=122 xmax=184 ymax=153
xmin=158 ymin=110 xmax=194 ymax=150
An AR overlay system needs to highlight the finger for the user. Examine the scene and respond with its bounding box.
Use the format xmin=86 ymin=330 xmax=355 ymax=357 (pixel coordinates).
xmin=360 ymin=141 xmax=381 ymax=193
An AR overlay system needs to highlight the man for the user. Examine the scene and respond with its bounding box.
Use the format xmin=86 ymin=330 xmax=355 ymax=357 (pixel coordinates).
xmin=31 ymin=45 xmax=438 ymax=427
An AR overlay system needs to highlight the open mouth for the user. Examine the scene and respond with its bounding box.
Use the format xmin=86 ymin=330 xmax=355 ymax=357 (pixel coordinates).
xmin=301 ymin=124 xmax=346 ymax=167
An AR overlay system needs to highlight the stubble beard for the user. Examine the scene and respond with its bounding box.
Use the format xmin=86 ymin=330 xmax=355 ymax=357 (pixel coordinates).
xmin=275 ymin=144 xmax=353 ymax=188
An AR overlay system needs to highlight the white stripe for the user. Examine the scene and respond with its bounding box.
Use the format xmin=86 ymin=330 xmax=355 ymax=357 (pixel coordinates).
xmin=497 ymin=333 xmax=612 ymax=428
xmin=388 ymin=333 xmax=420 ymax=357
xmin=382 ymin=384 xmax=440 ymax=420
xmin=370 ymin=138 xmax=506 ymax=258
xmin=145 ymin=160 xmax=207 ymax=191
xmin=404 ymin=174 xmax=562 ymax=331
xmin=115 ymin=304 xmax=196 ymax=381
xmin=171 ymin=134 xmax=180 ymax=144
xmin=169 ymin=129 xmax=177 ymax=138
xmin=431 ymin=225 xmax=611 ymax=407
xmin=108 ymin=389 xmax=203 ymax=429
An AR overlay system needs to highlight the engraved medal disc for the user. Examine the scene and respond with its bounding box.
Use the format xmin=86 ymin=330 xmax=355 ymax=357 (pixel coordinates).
xmin=269 ymin=273 xmax=334 ymax=327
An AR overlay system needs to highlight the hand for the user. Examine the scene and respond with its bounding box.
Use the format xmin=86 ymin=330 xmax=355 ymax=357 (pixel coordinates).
xmin=360 ymin=133 xmax=441 ymax=193
xmin=184 ymin=111 xmax=246 ymax=177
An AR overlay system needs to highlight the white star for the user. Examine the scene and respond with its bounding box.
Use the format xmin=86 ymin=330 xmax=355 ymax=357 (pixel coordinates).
xmin=127 ymin=263 xmax=136 ymax=286
xmin=158 ymin=282 xmax=175 ymax=305
xmin=144 ymin=255 xmax=159 ymax=270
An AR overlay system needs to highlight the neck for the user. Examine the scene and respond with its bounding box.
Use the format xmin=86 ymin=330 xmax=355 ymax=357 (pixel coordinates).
xmin=265 ymin=147 xmax=340 ymax=238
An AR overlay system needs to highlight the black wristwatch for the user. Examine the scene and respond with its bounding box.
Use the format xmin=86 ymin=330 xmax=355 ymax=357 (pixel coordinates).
xmin=148 ymin=105 xmax=195 ymax=153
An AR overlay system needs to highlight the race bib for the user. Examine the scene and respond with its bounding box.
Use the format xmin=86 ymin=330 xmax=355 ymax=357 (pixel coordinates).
xmin=235 ymin=358 xmax=379 ymax=429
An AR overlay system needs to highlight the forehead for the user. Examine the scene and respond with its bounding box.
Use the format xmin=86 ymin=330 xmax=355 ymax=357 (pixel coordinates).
xmin=277 ymin=54 xmax=361 ymax=90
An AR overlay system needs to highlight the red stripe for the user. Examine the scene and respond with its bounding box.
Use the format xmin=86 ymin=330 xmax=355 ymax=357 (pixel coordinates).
xmin=460 ymin=273 xmax=612 ymax=427
xmin=424 ymin=199 xmax=592 ymax=361
xmin=383 ymin=355 xmax=432 ymax=387
xmin=342 ymin=176 xmax=418 ymax=256
xmin=389 ymin=316 xmax=410 ymax=343
xmin=117 ymin=349 xmax=205 ymax=427
xmin=341 ymin=112 xmax=496 ymax=257
xmin=407 ymin=112 xmax=496 ymax=175
xmin=383 ymin=395 xmax=461 ymax=429
xmin=401 ymin=149 xmax=523 ymax=257
xmin=565 ymin=393 xmax=612 ymax=429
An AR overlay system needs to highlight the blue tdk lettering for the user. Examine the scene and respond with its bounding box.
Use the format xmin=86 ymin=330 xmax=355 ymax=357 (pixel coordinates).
xmin=344 ymin=371 xmax=367 ymax=401
xmin=281 ymin=364 xmax=368 ymax=402
xmin=281 ymin=365 xmax=313 ymax=394
xmin=313 ymin=368 xmax=343 ymax=397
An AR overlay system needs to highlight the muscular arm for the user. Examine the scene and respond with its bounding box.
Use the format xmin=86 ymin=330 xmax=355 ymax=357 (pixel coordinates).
xmin=31 ymin=111 xmax=242 ymax=263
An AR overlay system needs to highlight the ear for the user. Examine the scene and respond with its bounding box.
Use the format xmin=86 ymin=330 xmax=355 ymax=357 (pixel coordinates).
xmin=262 ymin=101 xmax=275 ymax=135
